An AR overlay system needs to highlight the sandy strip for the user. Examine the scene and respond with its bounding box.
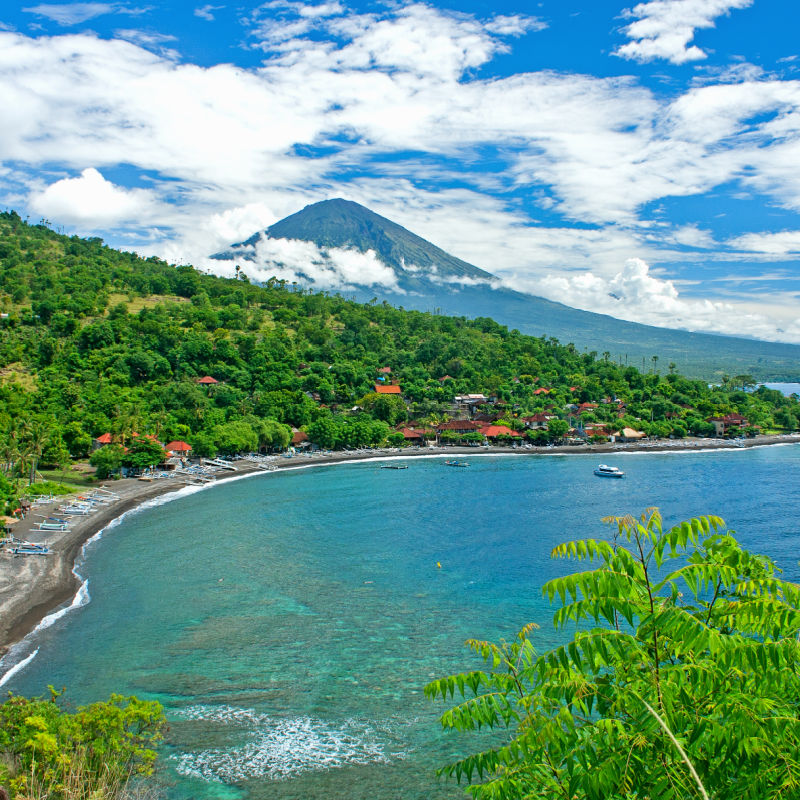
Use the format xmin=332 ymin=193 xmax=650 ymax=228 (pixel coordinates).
xmin=2 ymin=433 xmax=798 ymax=660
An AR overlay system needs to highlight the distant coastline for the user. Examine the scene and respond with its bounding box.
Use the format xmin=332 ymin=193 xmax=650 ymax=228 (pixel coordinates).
xmin=2 ymin=433 xmax=799 ymax=669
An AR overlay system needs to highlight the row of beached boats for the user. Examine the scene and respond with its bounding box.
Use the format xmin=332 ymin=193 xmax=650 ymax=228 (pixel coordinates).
xmin=2 ymin=487 xmax=121 ymax=557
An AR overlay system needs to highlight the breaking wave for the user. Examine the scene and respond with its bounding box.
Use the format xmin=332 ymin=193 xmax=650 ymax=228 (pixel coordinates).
xmin=171 ymin=704 xmax=409 ymax=782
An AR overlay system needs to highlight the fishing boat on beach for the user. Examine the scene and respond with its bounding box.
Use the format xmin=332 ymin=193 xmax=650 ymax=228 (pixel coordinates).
xmin=594 ymin=464 xmax=625 ymax=478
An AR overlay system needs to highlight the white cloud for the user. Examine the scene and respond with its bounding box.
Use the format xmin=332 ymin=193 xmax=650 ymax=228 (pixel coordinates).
xmin=298 ymin=3 xmax=343 ymax=19
xmin=535 ymin=257 xmax=800 ymax=343
xmin=29 ymin=167 xmax=155 ymax=225
xmin=483 ymin=14 xmax=546 ymax=36
xmin=728 ymin=230 xmax=800 ymax=256
xmin=1 ymin=4 xmax=800 ymax=343
xmin=228 ymin=235 xmax=402 ymax=291
xmin=23 ymin=3 xmax=148 ymax=26
xmin=114 ymin=28 xmax=178 ymax=56
xmin=614 ymin=0 xmax=752 ymax=65
xmin=194 ymin=4 xmax=223 ymax=21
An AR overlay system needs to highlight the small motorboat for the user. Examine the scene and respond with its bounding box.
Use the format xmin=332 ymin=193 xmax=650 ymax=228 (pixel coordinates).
xmin=594 ymin=464 xmax=625 ymax=478
xmin=445 ymin=460 xmax=470 ymax=467
xmin=381 ymin=464 xmax=408 ymax=469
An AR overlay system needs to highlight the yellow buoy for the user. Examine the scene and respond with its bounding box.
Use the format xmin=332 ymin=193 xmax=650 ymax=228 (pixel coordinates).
xmin=436 ymin=561 xmax=442 ymax=569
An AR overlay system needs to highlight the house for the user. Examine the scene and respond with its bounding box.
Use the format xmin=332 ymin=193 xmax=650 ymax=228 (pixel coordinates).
xmin=708 ymin=413 xmax=752 ymax=437
xmin=520 ymin=413 xmax=555 ymax=430
xmin=397 ymin=426 xmax=433 ymax=445
xmin=92 ymin=432 xmax=114 ymax=450
xmin=197 ymin=376 xmax=219 ymax=385
xmin=533 ymin=387 xmax=551 ymax=395
xmin=436 ymin=420 xmax=483 ymax=435
xmin=479 ymin=424 xmax=522 ymax=442
xmin=291 ymin=430 xmax=310 ymax=448
xmin=165 ymin=440 xmax=192 ymax=456
xmin=454 ymin=394 xmax=489 ymax=405
xmin=375 ymin=384 xmax=402 ymax=395
xmin=377 ymin=366 xmax=392 ymax=374
xmin=612 ymin=427 xmax=646 ymax=442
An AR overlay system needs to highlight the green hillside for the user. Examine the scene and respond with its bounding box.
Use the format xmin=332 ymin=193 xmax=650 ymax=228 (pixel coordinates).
xmin=0 ymin=211 xmax=798 ymax=510
xmin=214 ymin=199 xmax=800 ymax=381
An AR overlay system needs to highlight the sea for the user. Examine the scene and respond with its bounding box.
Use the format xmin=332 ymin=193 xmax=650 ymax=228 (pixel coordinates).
xmin=3 ymin=446 xmax=800 ymax=799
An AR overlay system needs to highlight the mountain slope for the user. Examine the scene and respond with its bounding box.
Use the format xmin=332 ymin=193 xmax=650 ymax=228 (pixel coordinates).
xmin=213 ymin=199 xmax=800 ymax=380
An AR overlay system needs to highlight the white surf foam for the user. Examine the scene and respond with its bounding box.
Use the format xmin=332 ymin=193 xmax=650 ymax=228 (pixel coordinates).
xmin=0 ymin=648 xmax=39 ymax=687
xmin=171 ymin=704 xmax=407 ymax=782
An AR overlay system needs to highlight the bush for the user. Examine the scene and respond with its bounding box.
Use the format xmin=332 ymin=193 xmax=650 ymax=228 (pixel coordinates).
xmin=0 ymin=689 xmax=165 ymax=800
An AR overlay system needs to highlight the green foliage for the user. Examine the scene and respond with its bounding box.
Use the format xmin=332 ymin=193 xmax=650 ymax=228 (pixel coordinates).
xmin=0 ymin=689 xmax=165 ymax=799
xmin=122 ymin=436 xmax=166 ymax=470
xmin=427 ymin=509 xmax=800 ymax=800
xmin=0 ymin=210 xmax=797 ymax=482
xmin=89 ymin=445 xmax=125 ymax=479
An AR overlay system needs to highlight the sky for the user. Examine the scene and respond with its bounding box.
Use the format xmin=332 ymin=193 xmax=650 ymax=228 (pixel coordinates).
xmin=2 ymin=0 xmax=800 ymax=342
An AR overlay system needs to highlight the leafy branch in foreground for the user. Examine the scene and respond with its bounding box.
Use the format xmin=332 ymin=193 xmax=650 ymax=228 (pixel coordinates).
xmin=0 ymin=689 xmax=165 ymax=799
xmin=426 ymin=509 xmax=800 ymax=800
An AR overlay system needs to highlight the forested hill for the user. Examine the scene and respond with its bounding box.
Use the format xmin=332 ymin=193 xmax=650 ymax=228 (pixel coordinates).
xmin=0 ymin=211 xmax=798 ymax=492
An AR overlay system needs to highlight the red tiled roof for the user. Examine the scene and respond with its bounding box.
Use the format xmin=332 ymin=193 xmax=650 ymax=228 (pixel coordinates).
xmin=95 ymin=433 xmax=113 ymax=444
xmin=165 ymin=440 xmax=192 ymax=452
xmin=437 ymin=420 xmax=482 ymax=431
xmin=198 ymin=376 xmax=219 ymax=384
xmin=521 ymin=413 xmax=550 ymax=423
xmin=533 ymin=388 xmax=551 ymax=395
xmin=480 ymin=425 xmax=521 ymax=438
xmin=398 ymin=427 xmax=431 ymax=439
xmin=378 ymin=366 xmax=392 ymax=374
xmin=375 ymin=384 xmax=402 ymax=394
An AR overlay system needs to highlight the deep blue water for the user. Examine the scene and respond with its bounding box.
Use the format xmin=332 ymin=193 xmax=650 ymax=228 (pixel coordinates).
xmin=4 ymin=447 xmax=800 ymax=799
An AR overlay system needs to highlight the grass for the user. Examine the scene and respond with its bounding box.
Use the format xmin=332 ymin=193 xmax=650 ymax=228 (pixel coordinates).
xmin=106 ymin=293 xmax=189 ymax=314
xmin=0 ymin=363 xmax=36 ymax=392
xmin=39 ymin=464 xmax=97 ymax=488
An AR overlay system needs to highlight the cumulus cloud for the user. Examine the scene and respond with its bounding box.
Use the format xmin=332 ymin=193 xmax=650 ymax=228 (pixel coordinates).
xmin=534 ymin=257 xmax=800 ymax=343
xmin=28 ymin=167 xmax=155 ymax=225
xmin=614 ymin=0 xmax=752 ymax=65
xmin=23 ymin=3 xmax=147 ymax=26
xmin=216 ymin=235 xmax=402 ymax=291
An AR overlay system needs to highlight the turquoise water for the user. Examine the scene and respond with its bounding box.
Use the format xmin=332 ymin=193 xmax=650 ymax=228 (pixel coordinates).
xmin=5 ymin=447 xmax=800 ymax=799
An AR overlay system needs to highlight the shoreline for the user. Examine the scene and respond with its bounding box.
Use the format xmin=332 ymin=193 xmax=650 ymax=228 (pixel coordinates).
xmin=2 ymin=432 xmax=799 ymax=664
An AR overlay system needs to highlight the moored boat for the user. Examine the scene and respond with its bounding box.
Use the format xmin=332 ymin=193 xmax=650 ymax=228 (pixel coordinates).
xmin=594 ymin=464 xmax=624 ymax=478
xmin=445 ymin=460 xmax=470 ymax=467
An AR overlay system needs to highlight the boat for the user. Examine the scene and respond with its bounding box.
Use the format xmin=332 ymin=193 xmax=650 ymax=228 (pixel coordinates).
xmin=594 ymin=464 xmax=625 ymax=478
xmin=445 ymin=460 xmax=470 ymax=467
xmin=12 ymin=545 xmax=50 ymax=556
xmin=381 ymin=464 xmax=408 ymax=469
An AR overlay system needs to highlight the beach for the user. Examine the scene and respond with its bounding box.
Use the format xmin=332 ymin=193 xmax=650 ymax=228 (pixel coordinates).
xmin=2 ymin=432 xmax=799 ymax=662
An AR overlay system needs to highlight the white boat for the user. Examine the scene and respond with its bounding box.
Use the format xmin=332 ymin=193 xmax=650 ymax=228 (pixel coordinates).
xmin=594 ymin=464 xmax=625 ymax=478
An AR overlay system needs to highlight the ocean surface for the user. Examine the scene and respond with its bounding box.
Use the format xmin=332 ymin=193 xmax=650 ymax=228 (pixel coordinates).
xmin=4 ymin=447 xmax=800 ymax=799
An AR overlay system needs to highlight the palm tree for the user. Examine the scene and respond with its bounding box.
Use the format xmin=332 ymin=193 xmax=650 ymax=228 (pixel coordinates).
xmin=26 ymin=423 xmax=47 ymax=485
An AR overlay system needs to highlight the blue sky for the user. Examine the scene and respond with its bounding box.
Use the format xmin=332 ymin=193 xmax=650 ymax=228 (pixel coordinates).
xmin=2 ymin=0 xmax=800 ymax=342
